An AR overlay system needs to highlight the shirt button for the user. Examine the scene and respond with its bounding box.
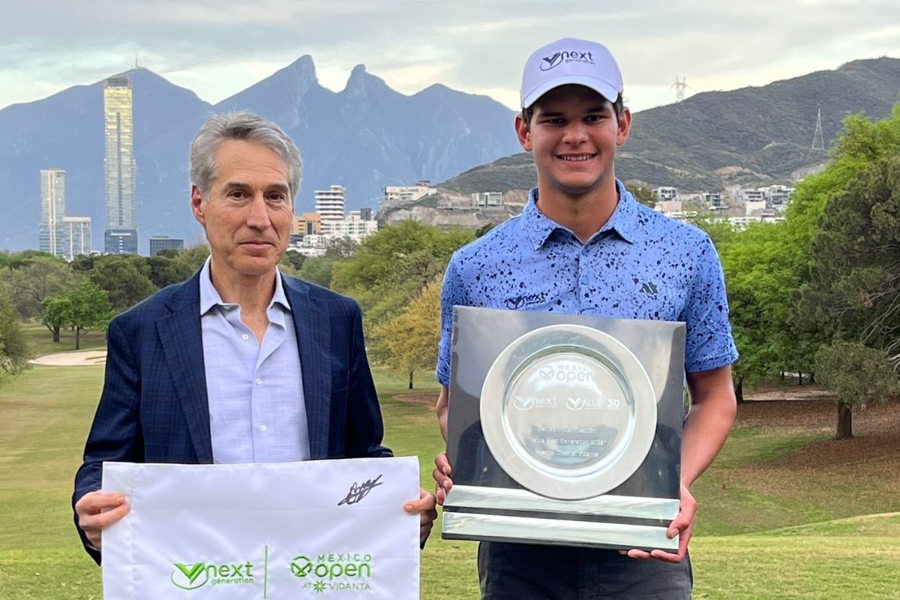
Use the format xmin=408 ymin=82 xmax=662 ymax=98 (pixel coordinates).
xmin=260 ymin=425 xmax=268 ymax=432
xmin=255 ymin=378 xmax=262 ymax=385
xmin=242 ymin=334 xmax=249 ymax=341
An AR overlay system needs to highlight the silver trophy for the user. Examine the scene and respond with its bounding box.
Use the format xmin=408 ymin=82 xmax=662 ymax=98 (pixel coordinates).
xmin=442 ymin=307 xmax=685 ymax=551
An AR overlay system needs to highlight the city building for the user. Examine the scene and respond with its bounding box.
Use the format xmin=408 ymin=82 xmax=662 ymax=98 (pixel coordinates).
xmin=652 ymin=186 xmax=678 ymax=202
xmin=381 ymin=182 xmax=435 ymax=204
xmin=763 ymin=185 xmax=794 ymax=206
xmin=745 ymin=200 xmax=767 ymax=216
xmin=149 ymin=236 xmax=184 ymax=256
xmin=315 ymin=185 xmax=346 ymax=223
xmin=320 ymin=210 xmax=379 ymax=242
xmin=740 ymin=189 xmax=765 ymax=203
xmin=654 ymin=200 xmax=683 ymax=215
xmin=39 ymin=169 xmax=67 ymax=258
xmin=471 ymin=192 xmax=503 ymax=207
xmin=292 ymin=212 xmax=321 ymax=236
xmin=62 ymin=217 xmax=92 ymax=259
xmin=103 ymin=76 xmax=138 ymax=254
xmin=702 ymin=192 xmax=724 ymax=209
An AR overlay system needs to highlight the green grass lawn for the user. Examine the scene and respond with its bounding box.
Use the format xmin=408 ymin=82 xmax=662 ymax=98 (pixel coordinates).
xmin=1 ymin=365 xmax=899 ymax=599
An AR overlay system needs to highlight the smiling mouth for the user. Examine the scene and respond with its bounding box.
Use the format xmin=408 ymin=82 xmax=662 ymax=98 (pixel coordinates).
xmin=557 ymin=153 xmax=597 ymax=162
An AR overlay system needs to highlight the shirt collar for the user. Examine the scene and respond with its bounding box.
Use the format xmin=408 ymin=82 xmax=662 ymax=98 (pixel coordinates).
xmin=199 ymin=257 xmax=291 ymax=316
xmin=522 ymin=179 xmax=640 ymax=249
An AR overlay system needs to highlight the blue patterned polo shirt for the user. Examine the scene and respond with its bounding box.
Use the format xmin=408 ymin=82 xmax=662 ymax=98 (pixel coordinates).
xmin=436 ymin=180 xmax=738 ymax=387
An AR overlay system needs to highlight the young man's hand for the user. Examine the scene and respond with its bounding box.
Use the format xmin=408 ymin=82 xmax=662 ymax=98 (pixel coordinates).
xmin=621 ymin=482 xmax=696 ymax=563
xmin=432 ymin=453 xmax=453 ymax=505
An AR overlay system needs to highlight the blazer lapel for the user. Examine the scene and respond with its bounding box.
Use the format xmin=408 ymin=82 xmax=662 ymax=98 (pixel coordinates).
xmin=285 ymin=277 xmax=332 ymax=459
xmin=156 ymin=273 xmax=214 ymax=463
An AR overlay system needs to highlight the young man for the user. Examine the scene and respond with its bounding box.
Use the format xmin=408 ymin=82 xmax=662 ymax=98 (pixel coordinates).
xmin=433 ymin=39 xmax=738 ymax=599
xmin=73 ymin=112 xmax=437 ymax=563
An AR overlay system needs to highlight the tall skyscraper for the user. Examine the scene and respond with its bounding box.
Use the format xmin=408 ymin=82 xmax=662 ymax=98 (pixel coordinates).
xmin=103 ymin=76 xmax=137 ymax=254
xmin=39 ymin=169 xmax=67 ymax=258
xmin=62 ymin=217 xmax=92 ymax=259
xmin=315 ymin=185 xmax=346 ymax=223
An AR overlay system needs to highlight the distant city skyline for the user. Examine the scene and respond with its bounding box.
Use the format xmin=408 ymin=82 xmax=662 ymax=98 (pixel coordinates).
xmin=2 ymin=1 xmax=900 ymax=114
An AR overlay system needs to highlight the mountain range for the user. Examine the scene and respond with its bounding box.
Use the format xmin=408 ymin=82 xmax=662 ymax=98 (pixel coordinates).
xmin=440 ymin=57 xmax=900 ymax=195
xmin=0 ymin=56 xmax=520 ymax=253
xmin=5 ymin=56 xmax=900 ymax=253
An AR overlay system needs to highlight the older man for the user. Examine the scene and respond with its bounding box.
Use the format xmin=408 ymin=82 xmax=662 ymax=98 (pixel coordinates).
xmin=74 ymin=112 xmax=436 ymax=563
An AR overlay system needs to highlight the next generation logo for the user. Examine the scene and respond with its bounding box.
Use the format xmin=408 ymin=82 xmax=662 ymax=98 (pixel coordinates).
xmin=540 ymin=50 xmax=596 ymax=71
xmin=170 ymin=560 xmax=254 ymax=590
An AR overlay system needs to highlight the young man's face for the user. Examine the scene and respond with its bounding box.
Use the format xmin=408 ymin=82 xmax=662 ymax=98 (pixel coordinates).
xmin=190 ymin=139 xmax=294 ymax=282
xmin=516 ymin=84 xmax=630 ymax=198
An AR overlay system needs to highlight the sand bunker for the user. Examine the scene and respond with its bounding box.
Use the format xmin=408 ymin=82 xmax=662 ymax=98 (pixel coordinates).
xmin=30 ymin=350 xmax=107 ymax=366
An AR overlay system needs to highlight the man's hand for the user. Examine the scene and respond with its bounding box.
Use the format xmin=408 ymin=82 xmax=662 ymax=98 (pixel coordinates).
xmin=622 ymin=482 xmax=696 ymax=563
xmin=404 ymin=488 xmax=438 ymax=545
xmin=432 ymin=453 xmax=453 ymax=505
xmin=74 ymin=491 xmax=131 ymax=550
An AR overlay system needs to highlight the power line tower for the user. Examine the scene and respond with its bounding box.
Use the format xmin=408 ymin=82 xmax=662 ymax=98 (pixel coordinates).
xmin=811 ymin=107 xmax=825 ymax=151
xmin=672 ymin=76 xmax=689 ymax=102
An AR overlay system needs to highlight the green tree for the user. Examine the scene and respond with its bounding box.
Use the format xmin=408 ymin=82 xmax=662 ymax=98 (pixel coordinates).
xmin=0 ymin=254 xmax=76 ymax=320
xmin=786 ymin=104 xmax=900 ymax=382
xmin=146 ymin=256 xmax=195 ymax=289
xmin=298 ymin=257 xmax=336 ymax=288
xmin=795 ymin=156 xmax=900 ymax=349
xmin=371 ymin=280 xmax=441 ymax=389
xmin=89 ymin=255 xmax=157 ymax=312
xmin=814 ymin=341 xmax=900 ymax=439
xmin=0 ymin=286 xmax=29 ymax=381
xmin=175 ymin=244 xmax=211 ymax=272
xmin=279 ymin=250 xmax=306 ymax=276
xmin=331 ymin=221 xmax=473 ymax=327
xmin=717 ymin=222 xmax=801 ymax=399
xmin=625 ymin=182 xmax=656 ymax=208
xmin=42 ymin=283 xmax=112 ymax=350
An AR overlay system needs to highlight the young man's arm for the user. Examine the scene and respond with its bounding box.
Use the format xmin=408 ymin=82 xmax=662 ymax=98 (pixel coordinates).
xmin=433 ymin=385 xmax=452 ymax=504
xmin=626 ymin=364 xmax=737 ymax=563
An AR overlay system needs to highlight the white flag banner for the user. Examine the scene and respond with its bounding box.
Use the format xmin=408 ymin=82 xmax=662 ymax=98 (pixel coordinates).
xmin=101 ymin=457 xmax=420 ymax=600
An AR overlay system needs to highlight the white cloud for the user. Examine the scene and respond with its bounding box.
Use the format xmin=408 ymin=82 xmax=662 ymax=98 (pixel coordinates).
xmin=2 ymin=0 xmax=900 ymax=112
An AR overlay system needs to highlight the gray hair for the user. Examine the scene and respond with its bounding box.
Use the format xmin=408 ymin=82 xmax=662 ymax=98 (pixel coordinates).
xmin=189 ymin=112 xmax=302 ymax=200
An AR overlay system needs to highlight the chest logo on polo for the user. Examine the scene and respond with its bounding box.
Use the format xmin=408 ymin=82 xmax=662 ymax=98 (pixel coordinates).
xmin=505 ymin=292 xmax=547 ymax=310
xmin=639 ymin=281 xmax=658 ymax=295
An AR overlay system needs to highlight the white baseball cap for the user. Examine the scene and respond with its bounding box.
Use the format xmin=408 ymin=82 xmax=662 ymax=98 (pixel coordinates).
xmin=519 ymin=38 xmax=624 ymax=109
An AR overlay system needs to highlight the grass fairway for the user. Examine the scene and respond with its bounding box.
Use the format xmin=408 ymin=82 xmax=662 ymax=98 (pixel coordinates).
xmin=1 ymin=364 xmax=899 ymax=599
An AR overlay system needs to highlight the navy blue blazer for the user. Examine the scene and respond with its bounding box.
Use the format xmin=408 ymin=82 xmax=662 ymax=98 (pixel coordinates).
xmin=73 ymin=271 xmax=390 ymax=562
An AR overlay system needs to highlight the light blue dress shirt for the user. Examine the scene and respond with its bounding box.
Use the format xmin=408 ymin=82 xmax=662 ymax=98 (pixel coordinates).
xmin=199 ymin=259 xmax=310 ymax=463
xmin=437 ymin=180 xmax=739 ymax=387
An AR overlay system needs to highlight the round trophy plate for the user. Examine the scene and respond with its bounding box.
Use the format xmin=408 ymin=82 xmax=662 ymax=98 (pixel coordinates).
xmin=480 ymin=324 xmax=657 ymax=500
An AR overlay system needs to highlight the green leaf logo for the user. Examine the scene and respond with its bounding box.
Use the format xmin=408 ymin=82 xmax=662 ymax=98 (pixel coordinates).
xmin=171 ymin=562 xmax=209 ymax=590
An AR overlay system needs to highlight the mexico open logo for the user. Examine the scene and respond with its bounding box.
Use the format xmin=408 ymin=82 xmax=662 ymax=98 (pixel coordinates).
xmin=291 ymin=553 xmax=374 ymax=593
xmin=170 ymin=560 xmax=254 ymax=590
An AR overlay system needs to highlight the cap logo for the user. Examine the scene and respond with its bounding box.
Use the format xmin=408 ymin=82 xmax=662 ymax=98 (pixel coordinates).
xmin=540 ymin=50 xmax=595 ymax=71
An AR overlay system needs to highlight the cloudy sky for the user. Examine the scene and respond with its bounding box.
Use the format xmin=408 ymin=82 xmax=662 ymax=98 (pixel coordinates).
xmin=3 ymin=0 xmax=900 ymax=113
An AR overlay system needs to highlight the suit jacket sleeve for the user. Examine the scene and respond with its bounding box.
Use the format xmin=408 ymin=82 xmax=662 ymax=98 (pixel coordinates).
xmin=345 ymin=301 xmax=392 ymax=459
xmin=72 ymin=316 xmax=145 ymax=564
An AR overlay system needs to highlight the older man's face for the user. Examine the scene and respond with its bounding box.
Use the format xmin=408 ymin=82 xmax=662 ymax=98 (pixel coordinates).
xmin=191 ymin=139 xmax=293 ymax=281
